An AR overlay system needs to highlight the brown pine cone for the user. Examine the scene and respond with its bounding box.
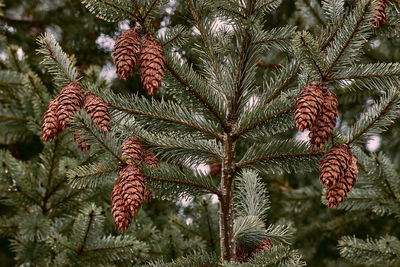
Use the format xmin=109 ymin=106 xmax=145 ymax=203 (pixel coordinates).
xmin=82 ymin=91 xmax=111 ymax=132
xmin=321 ymin=144 xmax=358 ymax=208
xmin=57 ymin=82 xmax=84 ymax=130
xmin=113 ymin=28 xmax=142 ymax=79
xmin=254 ymin=238 xmax=273 ymax=253
xmin=372 ymin=0 xmax=387 ymax=28
xmin=210 ymin=161 xmax=221 ymax=178
xmin=143 ymin=151 xmax=160 ymax=168
xmin=294 ymin=82 xmax=324 ymax=132
xmin=139 ymin=34 xmax=166 ymax=95
xmin=111 ymin=176 xmax=132 ymax=232
xmin=119 ymin=164 xmax=146 ymax=218
xmin=326 ymin=181 xmax=348 ymax=208
xmin=41 ymin=97 xmax=60 ymax=141
xmin=73 ymin=133 xmax=90 ymax=152
xmin=319 ymin=144 xmax=352 ymax=188
xmin=121 ymin=137 xmax=144 ymax=163
xmin=143 ymin=189 xmax=153 ymax=202
xmin=309 ymin=88 xmax=338 ymax=150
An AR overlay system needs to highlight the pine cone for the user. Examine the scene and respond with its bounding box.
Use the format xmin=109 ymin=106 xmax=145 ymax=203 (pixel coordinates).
xmin=121 ymin=137 xmax=144 ymax=163
xmin=309 ymin=88 xmax=338 ymax=150
xmin=139 ymin=34 xmax=166 ymax=95
xmin=119 ymin=164 xmax=146 ymax=218
xmin=73 ymin=133 xmax=90 ymax=152
xmin=143 ymin=151 xmax=160 ymax=168
xmin=319 ymin=144 xmax=352 ymax=188
xmin=320 ymin=144 xmax=358 ymax=208
xmin=210 ymin=161 xmax=221 ymax=178
xmin=253 ymin=238 xmax=273 ymax=253
xmin=113 ymin=29 xmax=142 ymax=79
xmin=41 ymin=97 xmax=60 ymax=141
xmin=372 ymin=0 xmax=387 ymax=28
xmin=144 ymin=189 xmax=153 ymax=202
xmin=294 ymin=82 xmax=324 ymax=132
xmin=111 ymin=176 xmax=132 ymax=232
xmin=57 ymin=82 xmax=84 ymax=130
xmin=82 ymin=92 xmax=111 ymax=132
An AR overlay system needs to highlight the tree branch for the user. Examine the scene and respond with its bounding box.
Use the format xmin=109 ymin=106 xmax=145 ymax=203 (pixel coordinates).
xmin=143 ymin=174 xmax=221 ymax=196
xmin=109 ymin=103 xmax=223 ymax=140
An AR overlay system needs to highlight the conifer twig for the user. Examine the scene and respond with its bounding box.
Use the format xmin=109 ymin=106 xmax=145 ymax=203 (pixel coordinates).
xmin=144 ymin=174 xmax=221 ymax=196
xmin=165 ymin=62 xmax=226 ymax=128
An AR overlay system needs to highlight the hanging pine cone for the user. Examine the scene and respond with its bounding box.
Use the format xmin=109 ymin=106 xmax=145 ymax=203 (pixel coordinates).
xmin=139 ymin=34 xmax=166 ymax=95
xmin=294 ymin=82 xmax=324 ymax=132
xmin=111 ymin=176 xmax=132 ymax=232
xmin=57 ymin=82 xmax=84 ymax=130
xmin=113 ymin=28 xmax=142 ymax=79
xmin=41 ymin=97 xmax=60 ymax=141
xmin=121 ymin=137 xmax=144 ymax=163
xmin=73 ymin=133 xmax=90 ymax=152
xmin=143 ymin=189 xmax=153 ymax=202
xmin=309 ymin=88 xmax=338 ymax=150
xmin=82 ymin=91 xmax=111 ymax=132
xmin=119 ymin=164 xmax=146 ymax=218
xmin=319 ymin=144 xmax=352 ymax=188
xmin=372 ymin=0 xmax=387 ymax=28
xmin=320 ymin=144 xmax=358 ymax=208
xmin=143 ymin=151 xmax=160 ymax=167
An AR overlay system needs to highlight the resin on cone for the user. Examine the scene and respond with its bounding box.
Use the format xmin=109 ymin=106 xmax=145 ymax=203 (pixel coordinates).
xmin=113 ymin=28 xmax=142 ymax=79
xmin=119 ymin=164 xmax=146 ymax=218
xmin=294 ymin=82 xmax=324 ymax=132
xmin=82 ymin=91 xmax=111 ymax=132
xmin=121 ymin=137 xmax=144 ymax=163
xmin=309 ymin=88 xmax=338 ymax=150
xmin=41 ymin=97 xmax=60 ymax=141
xmin=139 ymin=34 xmax=166 ymax=95
xmin=56 ymin=82 xmax=84 ymax=130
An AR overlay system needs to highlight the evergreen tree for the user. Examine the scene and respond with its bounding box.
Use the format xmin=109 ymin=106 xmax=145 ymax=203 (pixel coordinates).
xmin=1 ymin=0 xmax=400 ymax=265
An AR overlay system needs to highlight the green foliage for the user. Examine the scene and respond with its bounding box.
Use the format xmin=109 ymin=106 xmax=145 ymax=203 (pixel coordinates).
xmin=338 ymin=235 xmax=400 ymax=266
xmin=2 ymin=0 xmax=400 ymax=265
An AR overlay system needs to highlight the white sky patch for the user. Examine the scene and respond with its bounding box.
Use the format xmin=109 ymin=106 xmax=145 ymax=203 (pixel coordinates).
xmin=118 ymin=20 xmax=131 ymax=31
xmin=211 ymin=194 xmax=219 ymax=204
xmin=366 ymin=135 xmax=381 ymax=152
xmin=0 ymin=52 xmax=7 ymax=61
xmin=100 ymin=62 xmax=117 ymax=82
xmin=16 ymin=48 xmax=24 ymax=60
xmin=186 ymin=218 xmax=193 ymax=225
xmin=96 ymin=33 xmax=115 ymax=52
xmin=198 ymin=162 xmax=210 ymax=175
xmin=370 ymin=39 xmax=381 ymax=49
xmin=295 ymin=130 xmax=310 ymax=142
xmin=179 ymin=196 xmax=193 ymax=208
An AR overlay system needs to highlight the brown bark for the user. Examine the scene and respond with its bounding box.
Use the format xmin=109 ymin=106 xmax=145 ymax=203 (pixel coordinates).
xmin=219 ymin=117 xmax=237 ymax=261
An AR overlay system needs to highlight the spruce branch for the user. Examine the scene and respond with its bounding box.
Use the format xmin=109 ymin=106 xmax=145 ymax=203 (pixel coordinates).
xmin=81 ymin=0 xmax=138 ymax=22
xmin=165 ymin=62 xmax=226 ymax=127
xmin=187 ymin=0 xmax=224 ymax=86
xmin=236 ymin=105 xmax=294 ymax=137
xmin=324 ymin=0 xmax=377 ymax=76
xmin=36 ymin=33 xmax=79 ymax=87
xmin=348 ymin=89 xmax=400 ymax=144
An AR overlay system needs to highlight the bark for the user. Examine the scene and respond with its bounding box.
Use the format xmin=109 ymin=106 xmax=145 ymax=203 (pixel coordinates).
xmin=219 ymin=117 xmax=237 ymax=261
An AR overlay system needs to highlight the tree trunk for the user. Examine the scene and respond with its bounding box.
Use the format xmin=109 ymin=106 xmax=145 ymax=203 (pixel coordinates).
xmin=219 ymin=119 xmax=237 ymax=261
